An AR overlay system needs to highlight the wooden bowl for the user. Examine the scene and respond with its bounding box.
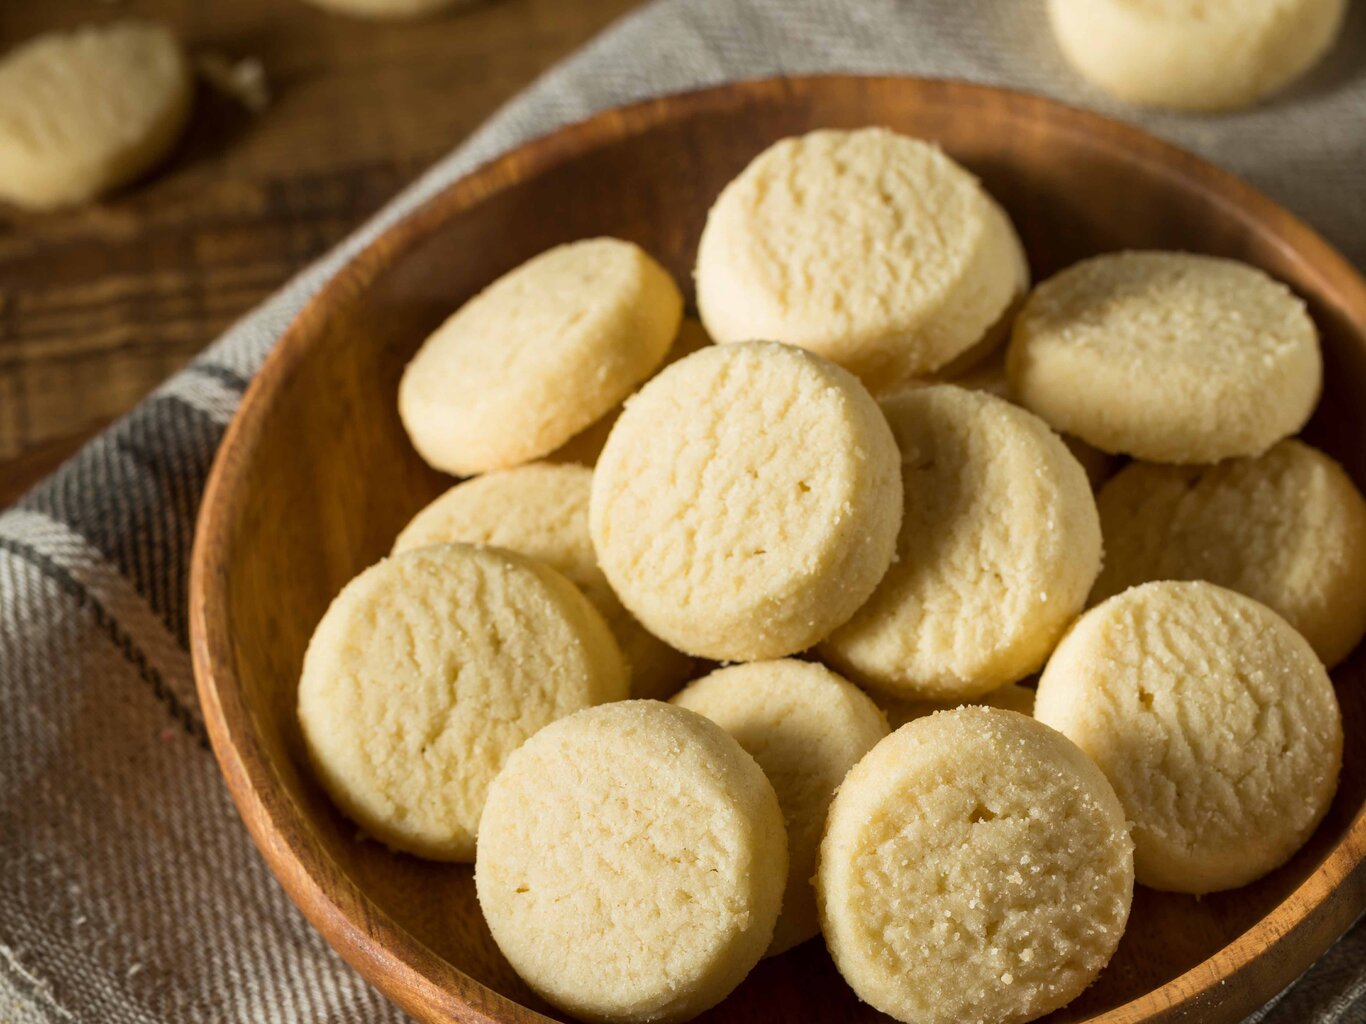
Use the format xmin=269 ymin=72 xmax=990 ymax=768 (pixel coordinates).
xmin=190 ymin=76 xmax=1366 ymax=1024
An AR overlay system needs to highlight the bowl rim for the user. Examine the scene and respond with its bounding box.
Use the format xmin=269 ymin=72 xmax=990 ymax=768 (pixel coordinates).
xmin=190 ymin=73 xmax=1366 ymax=1024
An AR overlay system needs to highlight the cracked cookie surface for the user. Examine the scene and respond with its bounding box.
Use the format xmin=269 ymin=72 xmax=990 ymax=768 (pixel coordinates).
xmin=1035 ymin=580 xmax=1342 ymax=893
xmin=818 ymin=706 xmax=1133 ymax=1024
xmin=672 ymin=659 xmax=889 ymax=955
xmin=393 ymin=462 xmax=693 ymax=699
xmin=696 ymin=128 xmax=1027 ymax=392
xmin=820 ymin=384 xmax=1100 ymax=699
xmin=476 ymin=701 xmax=786 ymax=1024
xmin=1008 ymin=251 xmax=1320 ymax=463
xmin=590 ymin=341 xmax=902 ymax=662
xmin=399 ymin=237 xmax=681 ymax=476
xmin=297 ymin=543 xmax=626 ymax=861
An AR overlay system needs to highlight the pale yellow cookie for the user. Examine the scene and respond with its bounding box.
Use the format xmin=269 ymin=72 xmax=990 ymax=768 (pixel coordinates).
xmin=393 ymin=463 xmax=693 ymax=700
xmin=297 ymin=544 xmax=627 ymax=862
xmin=820 ymin=385 xmax=1101 ymax=700
xmin=591 ymin=341 xmax=903 ymax=662
xmin=818 ymin=707 xmax=1133 ymax=1024
xmin=300 ymin=0 xmax=465 ymax=18
xmin=476 ymin=701 xmax=786 ymax=1024
xmin=549 ymin=317 xmax=714 ymax=467
xmin=943 ymin=348 xmax=1118 ymax=488
xmin=0 ymin=21 xmax=192 ymax=209
xmin=399 ymin=238 xmax=682 ymax=476
xmin=1049 ymin=0 xmax=1346 ymax=112
xmin=878 ymin=682 xmax=1036 ymax=731
xmin=1093 ymin=440 xmax=1366 ymax=668
xmin=696 ymin=128 xmax=1027 ymax=392
xmin=671 ymin=660 xmax=889 ymax=956
xmin=1009 ymin=251 xmax=1321 ymax=464
xmin=1035 ymin=581 xmax=1342 ymax=893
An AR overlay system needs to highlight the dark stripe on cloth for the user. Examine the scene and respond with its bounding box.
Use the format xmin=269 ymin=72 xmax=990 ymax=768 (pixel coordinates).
xmin=0 ymin=535 xmax=210 ymax=749
xmin=187 ymin=362 xmax=252 ymax=392
xmin=20 ymin=396 xmax=227 ymax=646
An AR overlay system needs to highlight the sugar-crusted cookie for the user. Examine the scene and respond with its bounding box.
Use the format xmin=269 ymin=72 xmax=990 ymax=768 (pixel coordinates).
xmin=1093 ymin=441 xmax=1366 ymax=668
xmin=820 ymin=385 xmax=1101 ymax=699
xmin=590 ymin=341 xmax=902 ymax=662
xmin=1008 ymin=251 xmax=1321 ymax=464
xmin=818 ymin=707 xmax=1133 ymax=1024
xmin=550 ymin=317 xmax=714 ymax=467
xmin=1049 ymin=0 xmax=1346 ymax=112
xmin=941 ymin=349 xmax=1117 ymax=489
xmin=0 ymin=21 xmax=192 ymax=209
xmin=1035 ymin=580 xmax=1342 ymax=893
xmin=399 ymin=238 xmax=682 ymax=476
xmin=298 ymin=544 xmax=626 ymax=862
xmin=393 ymin=462 xmax=693 ymax=700
xmin=476 ymin=701 xmax=786 ymax=1024
xmin=695 ymin=128 xmax=1027 ymax=392
xmin=671 ymin=660 xmax=889 ymax=956
xmin=878 ymin=682 xmax=1036 ymax=731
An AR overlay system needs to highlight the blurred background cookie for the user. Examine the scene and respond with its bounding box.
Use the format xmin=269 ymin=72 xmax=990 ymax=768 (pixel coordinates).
xmin=1049 ymin=0 xmax=1347 ymax=111
xmin=0 ymin=20 xmax=192 ymax=209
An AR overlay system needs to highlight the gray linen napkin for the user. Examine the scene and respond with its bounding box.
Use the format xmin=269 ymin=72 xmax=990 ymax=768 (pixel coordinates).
xmin=3 ymin=1 xmax=1364 ymax=1021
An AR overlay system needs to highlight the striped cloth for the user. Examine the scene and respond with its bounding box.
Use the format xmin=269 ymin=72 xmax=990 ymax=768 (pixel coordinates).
xmin=3 ymin=1 xmax=1364 ymax=1020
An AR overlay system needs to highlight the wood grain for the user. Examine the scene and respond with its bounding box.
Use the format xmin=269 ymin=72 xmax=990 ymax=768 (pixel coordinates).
xmin=0 ymin=0 xmax=639 ymax=503
xmin=190 ymin=77 xmax=1366 ymax=1024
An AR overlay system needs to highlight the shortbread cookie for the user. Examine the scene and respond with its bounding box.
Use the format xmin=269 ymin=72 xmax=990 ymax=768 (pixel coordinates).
xmin=944 ymin=349 xmax=1117 ymax=488
xmin=393 ymin=463 xmax=693 ymax=700
xmin=298 ymin=544 xmax=627 ymax=862
xmin=1093 ymin=441 xmax=1366 ymax=668
xmin=591 ymin=341 xmax=902 ymax=662
xmin=0 ymin=21 xmax=192 ymax=209
xmin=818 ymin=707 xmax=1133 ymax=1024
xmin=399 ymin=238 xmax=682 ymax=476
xmin=1035 ymin=581 xmax=1342 ymax=893
xmin=476 ymin=701 xmax=786 ymax=1024
xmin=1049 ymin=0 xmax=1346 ymax=111
xmin=820 ymin=385 xmax=1101 ymax=699
xmin=879 ymin=682 xmax=1036 ymax=731
xmin=672 ymin=660 xmax=889 ymax=956
xmin=1009 ymin=251 xmax=1321 ymax=464
xmin=696 ymin=128 xmax=1027 ymax=392
xmin=550 ymin=317 xmax=713 ymax=467
xmin=301 ymin=0 xmax=463 ymax=17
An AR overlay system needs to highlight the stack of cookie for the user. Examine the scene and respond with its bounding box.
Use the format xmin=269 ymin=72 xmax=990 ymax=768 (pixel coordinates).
xmin=296 ymin=127 xmax=1362 ymax=1024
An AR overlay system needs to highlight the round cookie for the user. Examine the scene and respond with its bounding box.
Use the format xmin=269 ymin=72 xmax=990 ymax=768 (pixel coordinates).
xmin=1093 ymin=440 xmax=1366 ymax=668
xmin=590 ymin=341 xmax=903 ymax=662
xmin=942 ymin=349 xmax=1118 ymax=489
xmin=819 ymin=385 xmax=1101 ymax=700
xmin=671 ymin=660 xmax=889 ymax=956
xmin=1035 ymin=580 xmax=1342 ymax=893
xmin=550 ymin=317 xmax=714 ymax=467
xmin=878 ymin=682 xmax=1036 ymax=731
xmin=0 ymin=21 xmax=192 ymax=210
xmin=297 ymin=544 xmax=627 ymax=862
xmin=301 ymin=0 xmax=464 ymax=18
xmin=818 ymin=707 xmax=1133 ymax=1024
xmin=399 ymin=237 xmax=682 ymax=476
xmin=476 ymin=701 xmax=787 ymax=1024
xmin=1008 ymin=251 xmax=1321 ymax=464
xmin=393 ymin=463 xmax=693 ymax=700
xmin=696 ymin=128 xmax=1027 ymax=392
xmin=1049 ymin=0 xmax=1346 ymax=112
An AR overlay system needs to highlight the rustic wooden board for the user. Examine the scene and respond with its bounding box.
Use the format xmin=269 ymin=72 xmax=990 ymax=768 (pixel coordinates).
xmin=191 ymin=76 xmax=1366 ymax=1024
xmin=0 ymin=0 xmax=638 ymax=505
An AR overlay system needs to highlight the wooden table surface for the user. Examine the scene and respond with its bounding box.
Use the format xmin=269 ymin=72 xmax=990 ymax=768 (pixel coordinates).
xmin=0 ymin=0 xmax=639 ymax=506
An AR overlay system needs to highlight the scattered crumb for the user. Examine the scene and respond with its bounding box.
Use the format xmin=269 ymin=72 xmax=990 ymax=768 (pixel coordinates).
xmin=196 ymin=52 xmax=270 ymax=112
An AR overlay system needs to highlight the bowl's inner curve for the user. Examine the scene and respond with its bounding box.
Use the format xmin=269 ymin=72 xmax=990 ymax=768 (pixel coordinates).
xmin=211 ymin=81 xmax=1366 ymax=1023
